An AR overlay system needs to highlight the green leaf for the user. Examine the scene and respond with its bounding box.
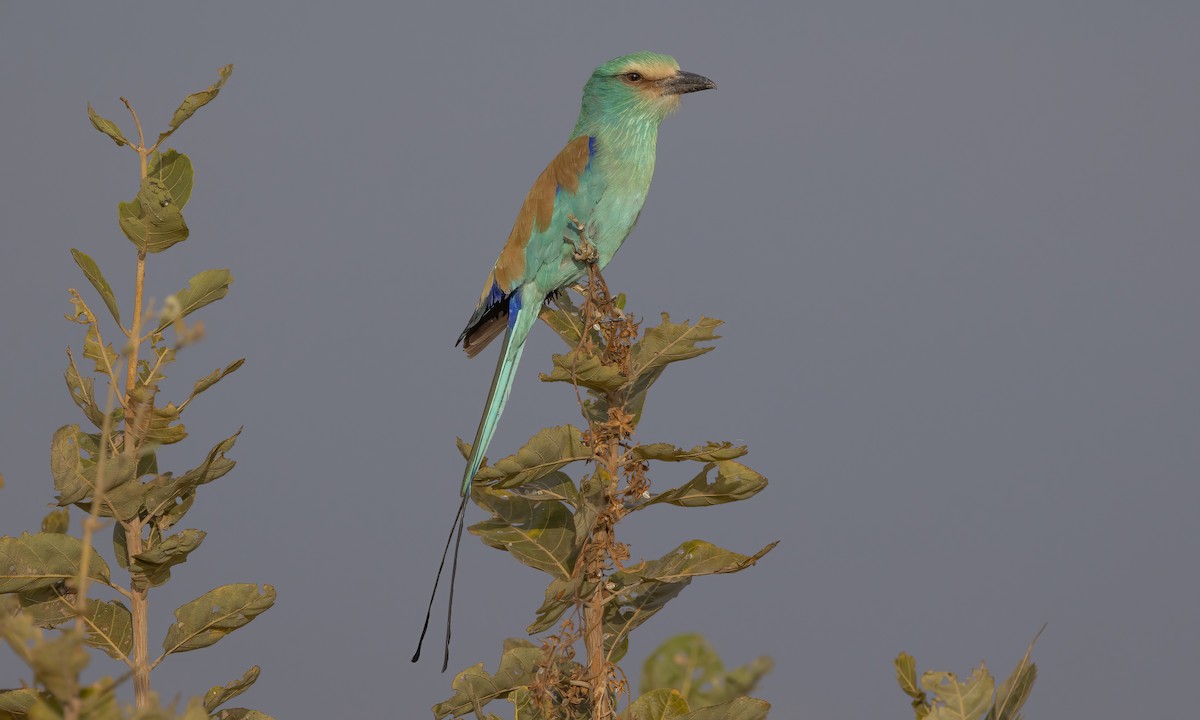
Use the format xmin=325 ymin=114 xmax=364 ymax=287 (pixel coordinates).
xmin=78 ymin=678 xmax=121 ymax=720
xmin=677 ymin=697 xmax=771 ymax=720
xmin=637 ymin=462 xmax=768 ymax=510
xmin=988 ymin=629 xmax=1042 ymax=720
xmin=0 ymin=607 xmax=39 ymax=664
xmin=18 ymin=591 xmax=133 ymax=661
xmin=432 ymin=646 xmax=542 ymax=720
xmin=603 ymin=579 xmax=689 ymax=664
xmin=144 ymin=403 xmax=187 ymax=445
xmin=473 ymin=425 xmax=590 ymax=489
xmin=86 ymin=104 xmax=129 ymax=147
xmin=896 ymin=653 xmax=928 ymax=709
xmin=0 ymin=532 xmax=110 ymax=593
xmin=641 ymin=634 xmax=722 ymax=701
xmin=65 ymin=350 xmax=108 ymax=428
xmin=635 ymin=540 xmax=777 ymax=585
xmin=157 ymin=65 xmax=233 ymax=146
xmin=470 ymin=488 xmax=577 ymax=580
xmin=629 ymin=314 xmax=722 ymax=382
xmin=50 ymin=424 xmax=137 ymax=512
xmin=186 ymin=359 xmax=245 ymax=405
xmin=921 ymin=664 xmax=994 ymax=720
xmin=142 ymin=429 xmax=240 ymax=519
xmin=113 ymin=523 xmax=130 ymax=571
xmin=70 ymin=249 xmax=122 ymax=326
xmin=623 ymin=688 xmax=691 ymax=720
xmin=161 ymin=584 xmax=275 ymax=656
xmin=539 ymin=350 xmax=627 ymax=393
xmin=156 ymin=269 xmax=233 ymax=333
xmin=119 ymin=176 xmax=189 ymax=253
xmin=527 ymin=575 xmax=593 ymax=634
xmin=203 ymin=666 xmax=260 ymax=713
xmin=632 ymin=443 xmax=747 ymax=463
xmin=83 ymin=323 xmax=119 ymax=376
xmin=40 ymin=509 xmax=69 ymax=535
xmin=0 ymin=688 xmax=40 ymax=715
xmin=211 ymin=710 xmax=274 ymax=720
xmin=641 ymin=634 xmax=773 ymax=709
xmin=131 ymin=529 xmax=206 ymax=586
xmin=50 ymin=425 xmax=88 ymax=503
xmin=146 ymin=150 xmax=194 ymax=210
xmin=508 ymin=471 xmax=580 ymax=508
xmin=538 ymin=292 xmax=601 ymax=349
xmin=30 ymin=631 xmax=89 ymax=701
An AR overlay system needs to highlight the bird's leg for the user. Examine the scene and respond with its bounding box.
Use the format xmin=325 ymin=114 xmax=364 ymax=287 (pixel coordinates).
xmin=567 ymin=213 xmax=599 ymax=264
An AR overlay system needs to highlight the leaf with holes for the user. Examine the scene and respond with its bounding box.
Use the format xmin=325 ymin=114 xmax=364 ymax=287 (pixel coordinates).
xmin=0 ymin=532 xmax=110 ymax=593
xmin=119 ymin=176 xmax=189 ymax=253
xmin=921 ymin=665 xmax=994 ymax=720
xmin=161 ymin=584 xmax=275 ymax=656
xmin=146 ymin=150 xmax=194 ymax=209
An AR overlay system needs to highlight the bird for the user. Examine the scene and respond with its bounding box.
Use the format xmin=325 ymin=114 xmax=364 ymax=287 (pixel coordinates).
xmin=413 ymin=51 xmax=715 ymax=670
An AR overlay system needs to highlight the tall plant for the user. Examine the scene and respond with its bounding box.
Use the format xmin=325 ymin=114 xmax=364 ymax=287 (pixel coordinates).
xmin=0 ymin=65 xmax=274 ymax=720
xmin=432 ymin=255 xmax=776 ymax=720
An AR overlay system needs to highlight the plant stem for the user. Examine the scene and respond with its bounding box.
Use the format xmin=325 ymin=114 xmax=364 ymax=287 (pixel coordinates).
xmin=121 ymin=100 xmax=152 ymax=707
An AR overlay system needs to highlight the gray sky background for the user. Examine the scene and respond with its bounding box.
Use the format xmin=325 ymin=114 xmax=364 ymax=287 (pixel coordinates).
xmin=2 ymin=2 xmax=1198 ymax=718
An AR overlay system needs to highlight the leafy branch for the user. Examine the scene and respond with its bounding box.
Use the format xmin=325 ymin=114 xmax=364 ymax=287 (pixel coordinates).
xmin=433 ymin=251 xmax=775 ymax=719
xmin=2 ymin=64 xmax=274 ymax=720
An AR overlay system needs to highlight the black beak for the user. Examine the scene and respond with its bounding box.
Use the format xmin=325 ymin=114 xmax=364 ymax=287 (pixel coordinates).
xmin=661 ymin=70 xmax=717 ymax=96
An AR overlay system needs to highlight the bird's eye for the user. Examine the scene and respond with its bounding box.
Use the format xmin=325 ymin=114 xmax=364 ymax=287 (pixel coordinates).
xmin=625 ymin=72 xmax=642 ymax=82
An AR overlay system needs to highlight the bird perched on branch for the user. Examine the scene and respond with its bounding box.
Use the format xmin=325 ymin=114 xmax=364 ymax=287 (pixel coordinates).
xmin=414 ymin=51 xmax=715 ymax=670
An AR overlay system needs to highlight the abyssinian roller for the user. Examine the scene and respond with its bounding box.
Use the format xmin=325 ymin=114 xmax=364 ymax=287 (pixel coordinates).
xmin=414 ymin=51 xmax=715 ymax=670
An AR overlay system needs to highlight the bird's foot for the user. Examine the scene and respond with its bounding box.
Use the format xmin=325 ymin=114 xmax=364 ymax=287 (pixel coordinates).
xmin=566 ymin=213 xmax=599 ymax=264
xmin=573 ymin=239 xmax=599 ymax=264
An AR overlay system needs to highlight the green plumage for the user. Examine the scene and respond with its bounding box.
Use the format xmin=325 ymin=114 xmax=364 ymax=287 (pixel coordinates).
xmin=459 ymin=51 xmax=715 ymax=496
xmin=416 ymin=51 xmax=715 ymax=671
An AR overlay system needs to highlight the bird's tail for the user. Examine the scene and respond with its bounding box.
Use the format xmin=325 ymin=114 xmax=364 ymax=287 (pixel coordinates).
xmin=412 ymin=290 xmax=540 ymax=671
xmin=461 ymin=290 xmax=539 ymax=495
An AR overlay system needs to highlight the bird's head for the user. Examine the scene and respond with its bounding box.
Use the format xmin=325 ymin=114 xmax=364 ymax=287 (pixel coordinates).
xmin=580 ymin=51 xmax=716 ymax=127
